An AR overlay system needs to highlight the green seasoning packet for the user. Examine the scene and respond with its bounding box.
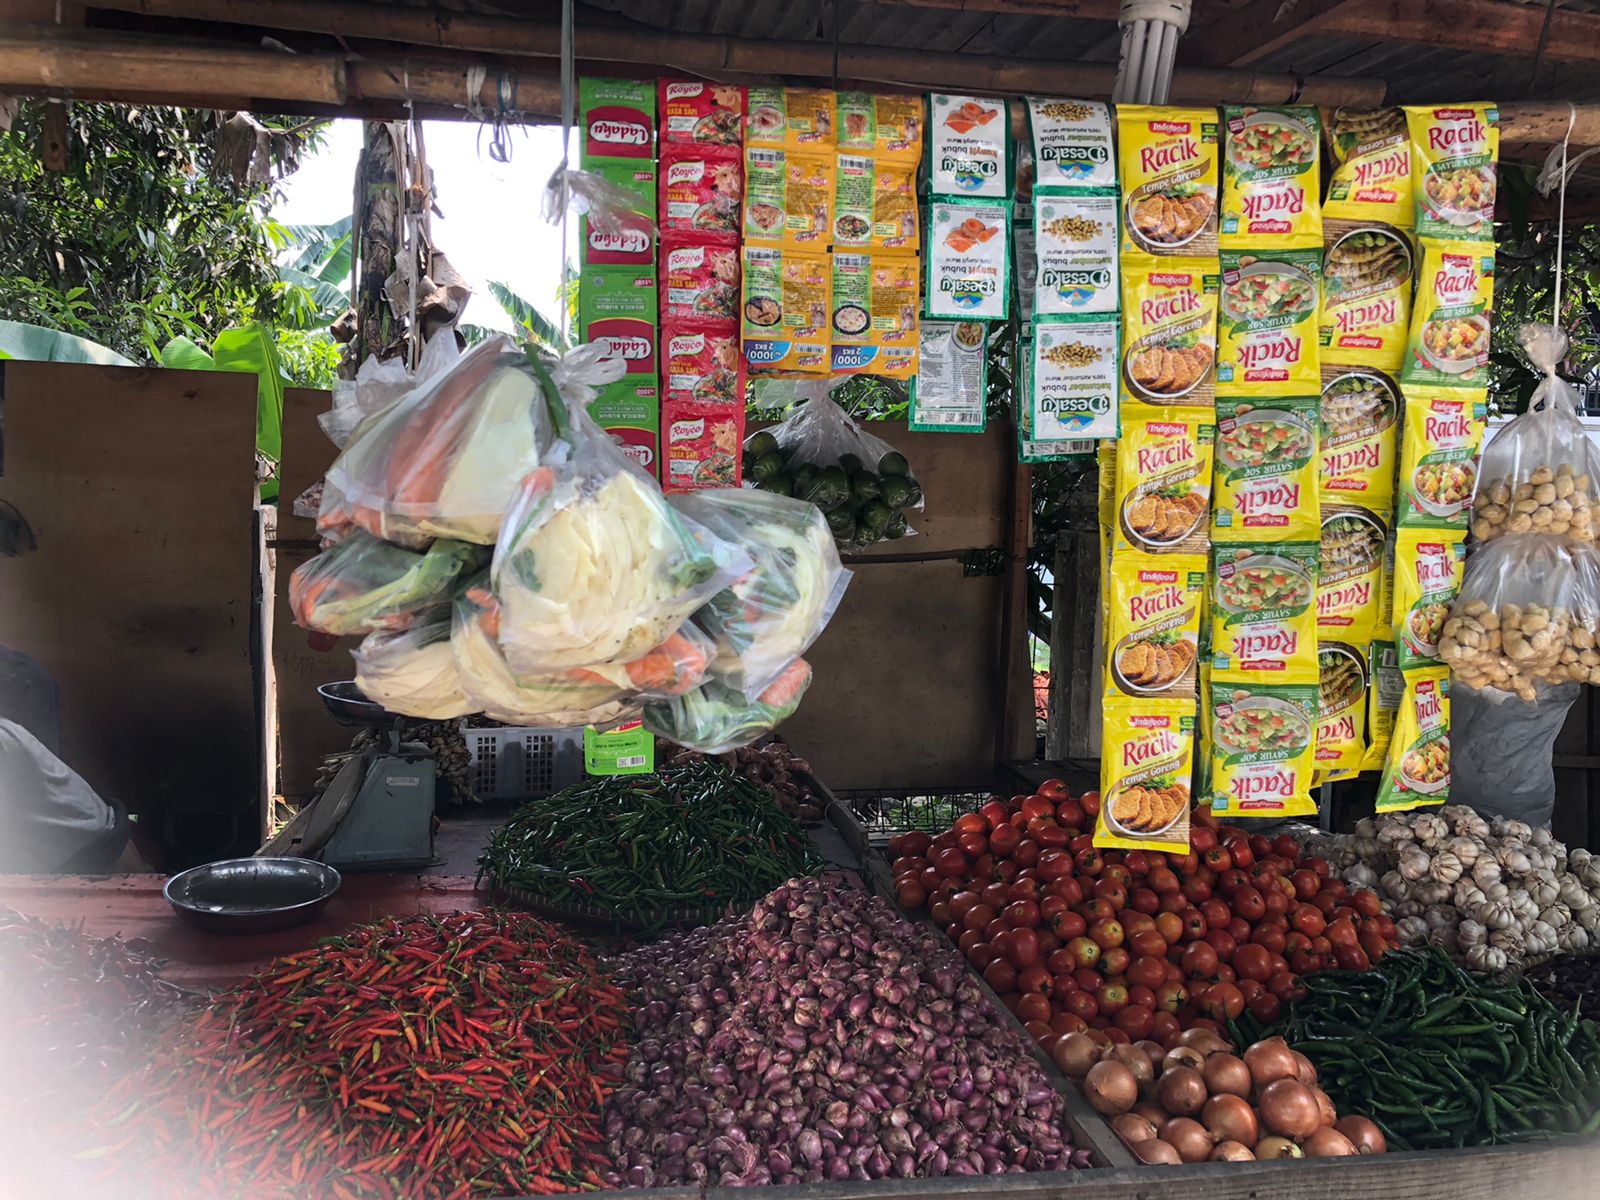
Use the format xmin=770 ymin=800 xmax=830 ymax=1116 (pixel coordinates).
xmin=1015 ymin=335 xmax=1095 ymax=461
xmin=1376 ymin=668 xmax=1450 ymax=811
xmin=1362 ymin=639 xmax=1403 ymax=772
xmin=1394 ymin=388 xmax=1486 ymax=530
xmin=927 ymin=93 xmax=1011 ymax=199
xmin=910 ymin=320 xmax=987 ymax=433
xmin=579 ymin=77 xmax=655 ymax=166
xmin=584 ymin=722 xmax=654 ymax=776
xmin=925 ymin=197 xmax=1010 ymax=321
xmin=1030 ymin=315 xmax=1119 ymax=441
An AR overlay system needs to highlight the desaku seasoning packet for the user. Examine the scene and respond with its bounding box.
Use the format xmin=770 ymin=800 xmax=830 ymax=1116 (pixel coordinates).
xmin=1030 ymin=316 xmax=1119 ymax=440
xmin=1209 ymin=679 xmax=1319 ymax=820
xmin=1121 ymin=258 xmax=1219 ymax=410
xmin=1113 ymin=407 xmax=1216 ymax=557
xmin=1033 ymin=194 xmax=1119 ymax=316
xmin=1104 ymin=552 xmax=1207 ymax=702
xmin=1376 ymin=667 xmax=1451 ymax=812
xmin=1095 ymin=697 xmax=1197 ymax=854
xmin=1211 ymin=540 xmax=1319 ymax=682
xmin=927 ymin=93 xmax=1010 ymax=199
xmin=1215 ymin=249 xmax=1321 ymax=396
xmin=1118 ymin=105 xmax=1220 ymax=259
xmin=1212 ymin=395 xmax=1320 ymax=541
xmin=1025 ymin=97 xmax=1116 ymax=193
xmin=925 ymin=198 xmax=1010 ymax=321
xmin=1219 ymin=106 xmax=1322 ymax=250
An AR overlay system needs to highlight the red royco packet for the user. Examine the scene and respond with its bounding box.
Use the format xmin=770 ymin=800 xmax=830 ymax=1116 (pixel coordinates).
xmin=663 ymin=325 xmax=746 ymax=407
xmin=661 ymin=400 xmax=746 ymax=493
xmin=659 ymin=147 xmax=742 ymax=242
xmin=660 ymin=235 xmax=742 ymax=326
xmin=659 ymin=80 xmax=746 ymax=147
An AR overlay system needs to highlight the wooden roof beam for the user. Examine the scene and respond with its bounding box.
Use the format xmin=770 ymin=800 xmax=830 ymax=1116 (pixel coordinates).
xmin=1184 ymin=0 xmax=1369 ymax=68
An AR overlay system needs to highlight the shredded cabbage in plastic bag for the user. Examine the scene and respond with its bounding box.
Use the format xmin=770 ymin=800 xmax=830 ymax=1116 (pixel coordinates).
xmin=643 ymin=659 xmax=813 ymax=754
xmin=289 ymin=531 xmax=487 ymax=636
xmin=353 ymin=611 xmax=473 ymax=720
xmin=670 ymin=488 xmax=850 ymax=696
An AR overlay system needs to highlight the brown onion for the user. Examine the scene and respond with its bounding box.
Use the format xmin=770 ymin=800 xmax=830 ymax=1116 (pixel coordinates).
xmin=1131 ymin=1138 xmax=1183 ymax=1165
xmin=1291 ymin=1050 xmax=1319 ymax=1085
xmin=1053 ymin=1031 xmax=1101 ymax=1078
xmin=1243 ymin=1037 xmax=1299 ymax=1092
xmin=1135 ymin=1039 xmax=1168 ymax=1073
xmin=1334 ymin=1115 xmax=1387 ymax=1154
xmin=1258 ymin=1078 xmax=1321 ymax=1139
xmin=1254 ymin=1135 xmax=1304 ymax=1159
xmin=1133 ymin=1100 xmax=1170 ymax=1127
xmin=1303 ymin=1127 xmax=1358 ymax=1157
xmin=1311 ymin=1085 xmax=1338 ymax=1127
xmin=1160 ymin=1117 xmax=1215 ymax=1163
xmin=1201 ymin=1093 xmax=1260 ymax=1147
xmin=1162 ymin=1045 xmax=1207 ymax=1074
xmin=1111 ymin=1113 xmax=1159 ymax=1147
xmin=1210 ymin=1140 xmax=1256 ymax=1162
xmin=1109 ymin=1043 xmax=1156 ymax=1092
xmin=1155 ymin=1065 xmax=1207 ymax=1117
xmin=1177 ymin=1028 xmax=1231 ymax=1056
xmin=1085 ymin=1059 xmax=1139 ymax=1115
xmin=1201 ymin=1052 xmax=1253 ymax=1099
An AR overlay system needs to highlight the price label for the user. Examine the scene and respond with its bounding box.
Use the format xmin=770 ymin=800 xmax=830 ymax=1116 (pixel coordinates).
xmin=584 ymin=722 xmax=655 ymax=776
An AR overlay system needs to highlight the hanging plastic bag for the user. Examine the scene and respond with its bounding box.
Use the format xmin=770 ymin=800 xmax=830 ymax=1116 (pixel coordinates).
xmin=1470 ymin=323 xmax=1600 ymax=543
xmin=643 ymin=659 xmax=813 ymax=753
xmin=669 ymin=489 xmax=851 ymax=696
xmin=320 ymin=336 xmax=571 ymax=548
xmin=320 ymin=333 xmax=463 ymax=450
xmin=744 ymin=393 xmax=923 ymax=549
xmin=352 ymin=610 xmax=473 ymax=721
xmin=490 ymin=426 xmax=749 ymax=675
xmin=1449 ymin=679 xmax=1577 ymax=827
xmin=288 ymin=531 xmax=487 ymax=636
xmin=542 ymin=163 xmax=659 ymax=241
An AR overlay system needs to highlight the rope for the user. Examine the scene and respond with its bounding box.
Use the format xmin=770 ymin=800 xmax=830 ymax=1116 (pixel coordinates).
xmin=558 ymin=0 xmax=574 ymax=343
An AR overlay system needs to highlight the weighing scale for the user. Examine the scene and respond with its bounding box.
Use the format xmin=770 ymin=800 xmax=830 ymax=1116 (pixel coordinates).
xmin=258 ymin=682 xmax=441 ymax=870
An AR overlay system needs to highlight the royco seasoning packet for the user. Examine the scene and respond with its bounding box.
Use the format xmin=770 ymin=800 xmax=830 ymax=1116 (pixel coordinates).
xmin=1104 ymin=552 xmax=1206 ymax=701
xmin=660 ymin=236 xmax=741 ymax=327
xmin=1363 ymin=639 xmax=1404 ymax=771
xmin=659 ymin=80 xmax=744 ymax=147
xmin=830 ymin=251 xmax=919 ymax=379
xmin=1118 ymin=105 xmax=1220 ymax=259
xmin=579 ymin=268 xmax=657 ymax=380
xmin=1211 ymin=541 xmax=1320 ymax=682
xmin=1406 ymin=104 xmax=1499 ymax=243
xmin=1220 ymin=106 xmax=1322 ymax=249
xmin=661 ymin=400 xmax=744 ymax=493
xmin=1031 ymin=316 xmax=1119 ymax=440
xmin=740 ymin=244 xmax=830 ymax=375
xmin=1209 ymin=679 xmax=1319 ymax=820
xmin=1322 ymin=108 xmax=1412 ymax=226
xmin=579 ymin=160 xmax=656 ymax=268
xmin=1393 ymin=528 xmax=1466 ymax=671
xmin=1026 ymin=97 xmax=1115 ymax=193
xmin=926 ymin=198 xmax=1010 ymax=321
xmin=1403 ymin=241 xmax=1494 ymax=390
xmin=1095 ymin=697 xmax=1197 ymax=854
xmin=1121 ymin=258 xmax=1219 ymax=409
xmin=1114 ymin=407 xmax=1216 ymax=556
xmin=745 ymin=87 xmax=836 ymax=149
xmin=1315 ymin=643 xmax=1368 ymax=776
xmin=1376 ymin=667 xmax=1451 ymax=812
xmin=911 ymin=320 xmax=987 ymax=433
xmin=1320 ymin=366 xmax=1399 ymax=514
xmin=1215 ymin=249 xmax=1321 ymax=396
xmin=1033 ymin=194 xmax=1119 ymax=315
xmin=580 ymin=77 xmax=655 ymax=163
xmin=928 ymin=93 xmax=1010 ymax=199
xmin=1212 ymin=395 xmax=1320 ymax=541
xmin=1396 ymin=386 xmax=1486 ymax=529
xmin=1319 ymin=221 xmax=1413 ymax=372
xmin=659 ymin=147 xmax=742 ymax=242
xmin=663 ymin=326 xmax=744 ymax=407
xmin=1319 ymin=506 xmax=1389 ymax=646
xmin=743 ymin=146 xmax=832 ymax=249
xmin=833 ymin=153 xmax=919 ymax=253
xmin=838 ymin=92 xmax=923 ymax=162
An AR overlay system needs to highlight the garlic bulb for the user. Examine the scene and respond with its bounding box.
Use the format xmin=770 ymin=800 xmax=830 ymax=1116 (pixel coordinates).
xmin=1343 ymin=862 xmax=1379 ymax=889
xmin=1399 ymin=847 xmax=1432 ymax=881
xmin=1452 ymin=811 xmax=1491 ymax=841
xmin=1570 ymin=848 xmax=1593 ymax=875
xmin=1559 ymin=876 xmax=1592 ymax=909
xmin=1377 ymin=818 xmax=1415 ymax=845
xmin=1528 ymin=870 xmax=1560 ymax=908
xmin=1482 ymin=880 xmax=1510 ymax=902
xmin=1472 ymin=858 xmax=1502 ymax=890
xmin=1489 ymin=926 xmax=1525 ymax=954
xmin=1429 ymin=850 xmax=1464 ymax=885
xmin=1496 ymin=843 xmax=1532 ymax=876
xmin=1424 ymin=904 xmax=1456 ymax=931
xmin=1530 ymin=825 xmax=1555 ymax=849
xmin=1539 ymin=901 xmax=1571 ymax=929
xmin=1564 ymin=925 xmax=1591 ymax=952
xmin=1499 ymin=818 xmax=1534 ymax=843
xmin=1476 ymin=897 xmax=1516 ymax=930
xmin=1396 ymin=916 xmax=1429 ymax=945
xmin=1355 ymin=816 xmax=1378 ymax=840
xmin=1466 ymin=944 xmax=1507 ymax=972
xmin=1578 ymin=859 xmax=1600 ymax=892
xmin=1411 ymin=880 xmax=1452 ymax=906
xmin=1354 ymin=836 xmax=1383 ymax=860
xmin=1456 ymin=918 xmax=1487 ymax=948
xmin=1444 ymin=836 xmax=1481 ymax=867
xmin=1509 ymin=890 xmax=1540 ymax=924
xmin=1381 ymin=870 xmax=1409 ymax=902
xmin=1526 ymin=920 xmax=1559 ymax=956
xmin=1394 ymin=899 xmax=1424 ymax=919
xmin=1453 ymin=881 xmax=1486 ymax=910
xmin=1413 ymin=813 xmax=1449 ymax=847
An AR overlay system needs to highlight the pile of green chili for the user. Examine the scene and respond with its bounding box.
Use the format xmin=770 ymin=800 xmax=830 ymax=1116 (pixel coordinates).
xmin=1231 ymin=947 xmax=1600 ymax=1150
xmin=477 ymin=760 xmax=826 ymax=929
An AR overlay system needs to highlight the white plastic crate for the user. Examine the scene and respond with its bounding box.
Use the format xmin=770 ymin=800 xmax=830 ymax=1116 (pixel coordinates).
xmin=463 ymin=726 xmax=584 ymax=800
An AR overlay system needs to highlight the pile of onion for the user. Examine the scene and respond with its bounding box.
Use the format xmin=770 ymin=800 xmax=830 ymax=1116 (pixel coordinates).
xmin=601 ymin=873 xmax=1092 ymax=1188
xmin=1055 ymin=1029 xmax=1386 ymax=1165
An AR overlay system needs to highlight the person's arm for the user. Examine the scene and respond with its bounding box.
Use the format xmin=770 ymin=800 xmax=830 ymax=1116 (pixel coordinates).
xmin=0 ymin=720 xmax=129 ymax=874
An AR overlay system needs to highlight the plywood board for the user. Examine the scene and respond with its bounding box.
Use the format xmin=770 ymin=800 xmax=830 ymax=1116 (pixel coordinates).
xmin=0 ymin=361 xmax=258 ymax=815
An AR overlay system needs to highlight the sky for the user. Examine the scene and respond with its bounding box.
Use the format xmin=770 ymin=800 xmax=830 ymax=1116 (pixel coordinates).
xmin=272 ymin=119 xmax=577 ymax=334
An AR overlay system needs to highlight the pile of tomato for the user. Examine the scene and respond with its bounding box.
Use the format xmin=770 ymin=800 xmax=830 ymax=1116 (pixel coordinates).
xmin=889 ymin=782 xmax=1399 ymax=1057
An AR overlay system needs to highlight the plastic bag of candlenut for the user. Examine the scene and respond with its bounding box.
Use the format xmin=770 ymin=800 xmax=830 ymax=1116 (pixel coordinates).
xmin=1470 ymin=323 xmax=1600 ymax=543
xmin=1437 ymin=533 xmax=1600 ymax=703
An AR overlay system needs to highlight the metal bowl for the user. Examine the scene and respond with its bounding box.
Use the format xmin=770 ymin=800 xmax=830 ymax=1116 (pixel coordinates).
xmin=164 ymin=857 xmax=342 ymax=934
xmin=319 ymin=680 xmax=390 ymax=727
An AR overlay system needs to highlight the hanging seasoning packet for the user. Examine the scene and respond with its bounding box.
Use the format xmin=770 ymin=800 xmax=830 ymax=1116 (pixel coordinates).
xmin=660 ymin=236 xmax=741 ymax=326
xmin=1319 ymin=221 xmax=1412 ymax=372
xmin=1209 ymin=679 xmax=1319 ymax=819
xmin=1118 ymin=105 xmax=1220 ymax=258
xmin=833 ymin=153 xmax=919 ymax=252
xmin=659 ymin=80 xmax=745 ymax=148
xmin=1318 ymin=506 xmax=1389 ymax=645
xmin=1120 ymin=258 xmax=1219 ymax=409
xmin=1212 ymin=394 xmax=1320 ymax=541
xmin=1220 ymin=106 xmax=1323 ymax=250
xmin=1033 ymin=194 xmax=1119 ymax=316
xmin=659 ymin=147 xmax=742 ymax=242
xmin=1376 ymin=667 xmax=1451 ymax=812
xmin=661 ymin=400 xmax=745 ymax=492
xmin=1211 ymin=540 xmax=1320 ymax=681
xmin=1404 ymin=241 xmax=1495 ymax=390
xmin=1315 ymin=643 xmax=1368 ymax=776
xmin=1392 ymin=528 xmax=1466 ymax=671
xmin=1320 ymin=366 xmax=1400 ymax=515
xmin=745 ymin=87 xmax=835 ymax=149
xmin=925 ymin=198 xmax=1010 ymax=321
xmin=1114 ymin=407 xmax=1216 ymax=556
xmin=1323 ymin=108 xmax=1412 ymax=226
xmin=928 ymin=94 xmax=1010 ymax=199
xmin=1095 ymin=697 xmax=1197 ymax=854
xmin=1363 ymin=639 xmax=1404 ymax=771
xmin=911 ymin=320 xmax=987 ymax=433
xmin=740 ymin=244 xmax=830 ymax=375
xmin=830 ymin=251 xmax=919 ymax=379
xmin=1104 ymin=552 xmax=1207 ymax=702
xmin=1215 ymin=249 xmax=1321 ymax=395
xmin=837 ymin=92 xmax=923 ymax=162
xmin=1406 ymin=104 xmax=1499 ymax=243
xmin=1026 ymin=97 xmax=1116 ymax=193
xmin=1396 ymin=387 xmax=1486 ymax=529
xmin=663 ymin=326 xmax=745 ymax=406
xmin=1031 ymin=316 xmax=1119 ymax=441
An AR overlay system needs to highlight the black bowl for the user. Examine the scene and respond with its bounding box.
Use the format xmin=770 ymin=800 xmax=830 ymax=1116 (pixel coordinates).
xmin=163 ymin=857 xmax=342 ymax=934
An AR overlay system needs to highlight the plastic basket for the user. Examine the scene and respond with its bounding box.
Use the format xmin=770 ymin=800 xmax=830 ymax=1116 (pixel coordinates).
xmin=463 ymin=726 xmax=584 ymax=800
xmin=834 ymin=789 xmax=992 ymax=843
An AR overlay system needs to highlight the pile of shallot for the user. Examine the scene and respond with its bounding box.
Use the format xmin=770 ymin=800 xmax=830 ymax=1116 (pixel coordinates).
xmin=1054 ymin=1028 xmax=1386 ymax=1164
xmin=601 ymin=873 xmax=1090 ymax=1187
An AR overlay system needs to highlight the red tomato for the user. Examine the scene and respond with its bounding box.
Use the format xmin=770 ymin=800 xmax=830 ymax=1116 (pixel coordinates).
xmin=1200 ymin=845 xmax=1232 ymax=874
xmin=1226 ymin=917 xmax=1251 ymax=944
xmin=1113 ymin=1003 xmax=1154 ymax=1040
xmin=1199 ymin=898 xmax=1231 ymax=931
xmin=1204 ymin=929 xmax=1238 ymax=962
xmin=1168 ymin=851 xmax=1200 ymax=875
xmin=1154 ymin=980 xmax=1189 ymax=1014
xmin=978 ymin=800 xmax=1009 ymax=831
xmin=1232 ymin=942 xmax=1273 ymax=983
xmin=986 ymin=918 xmax=1010 ymax=943
xmin=896 ymin=879 xmax=927 ymax=910
xmin=1069 ymin=833 xmax=1096 ymax=855
xmin=1327 ymin=916 xmax=1359 ymax=949
xmin=1129 ymin=930 xmax=1168 ymax=960
xmin=1091 ymin=980 xmax=1126 ymax=1017
xmin=1180 ymin=909 xmax=1208 ymax=943
xmin=1004 ymin=877 xmax=1039 ymax=903
xmin=1128 ymin=955 xmax=1166 ymax=989
xmin=1079 ymin=791 xmax=1101 ymax=818
xmin=1020 ymin=796 xmax=1055 ymax=822
xmin=1288 ymin=950 xmax=1320 ymax=975
xmin=1018 ymin=964 xmax=1054 ymax=996
xmin=1148 ymin=867 xmax=1181 ymax=894
xmin=1284 ymin=930 xmax=1311 ymax=956
xmin=1066 ymin=936 xmax=1102 ymax=969
xmin=1154 ymin=912 xmax=1184 ymax=946
xmin=1272 ymin=833 xmax=1301 ymax=862
xmin=1248 ymin=991 xmax=1283 ymax=1023
xmin=1100 ymin=947 xmax=1130 ymax=976
xmin=1093 ymin=880 xmax=1129 ymax=911
xmin=967 ymin=942 xmax=1000 ymax=969
xmin=1190 ymin=825 xmax=1218 ymax=852
xmin=1013 ymin=839 xmax=1040 ymax=868
xmin=1056 ymin=798 xmax=1086 ymax=828
xmin=1036 ymin=778 xmax=1070 ymax=801
xmin=1129 ymin=887 xmax=1161 ymax=915
xmin=969 ymin=853 xmax=995 ymax=881
xmin=1080 ymin=897 xmax=1116 ymax=923
xmin=1005 ymin=927 xmax=1041 ymax=969
xmin=1236 ymin=977 xmax=1264 ymax=1004
xmin=993 ymin=858 xmax=1019 ymax=884
xmin=1291 ymin=868 xmax=1320 ymax=900
xmin=920 ymin=867 xmax=942 ymax=893
xmin=1181 ymin=940 xmax=1219 ymax=978
xmin=1249 ymin=834 xmax=1273 ymax=860
xmin=1263 ymin=888 xmax=1291 ymax=917
xmin=1039 ymin=894 xmax=1070 ymax=922
xmin=957 ymin=928 xmax=982 ymax=953
xmin=933 ymin=847 xmax=969 ymax=878
xmin=1005 ymin=899 xmax=1041 ymax=929
xmin=1180 ymin=875 xmax=1214 ymax=905
xmin=982 ymin=957 xmax=1017 ymax=992
xmin=981 ymin=883 xmax=1010 ymax=910
xmin=957 ymin=832 xmax=988 ymax=858
xmin=1150 ymin=1010 xmax=1181 ymax=1044
xmin=1334 ymin=943 xmax=1372 ymax=972
xmin=1321 ymin=877 xmax=1349 ymax=902
xmin=1360 ymin=928 xmax=1391 ymax=963
xmin=1036 ymin=930 xmax=1059 ymax=957
xmin=1216 ymin=868 xmax=1249 ymax=897
xmin=1064 ymin=989 xmax=1099 ymax=1021
xmin=1291 ymin=903 xmax=1327 ymax=938
xmin=1050 ymin=909 xmax=1088 ymax=940
xmin=987 ymin=824 xmax=1021 ymax=857
xmin=949 ymin=891 xmax=981 ymax=920
xmin=1200 ymin=982 xmax=1245 ymax=1021
xmin=1016 ymin=992 xmax=1052 ymax=1024
xmin=1158 ymin=890 xmax=1189 ymax=915
xmin=1351 ymin=889 xmax=1382 ymax=918
xmin=928 ymin=899 xmax=952 ymax=926
xmin=891 ymin=855 xmax=929 ymax=878
xmin=1036 ymin=823 xmax=1071 ymax=848
xmin=1047 ymin=946 xmax=1077 ymax=975
xmin=963 ymin=904 xmax=997 ymax=933
xmin=1074 ymin=848 xmax=1104 ymax=877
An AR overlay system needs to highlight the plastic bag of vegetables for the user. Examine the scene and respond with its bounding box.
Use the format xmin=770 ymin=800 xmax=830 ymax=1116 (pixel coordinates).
xmin=490 ymin=420 xmax=750 ymax=676
xmin=668 ymin=488 xmax=851 ymax=696
xmin=744 ymin=394 xmax=923 ymax=549
xmin=352 ymin=609 xmax=473 ymax=720
xmin=643 ymin=659 xmax=813 ymax=753
xmin=288 ymin=531 xmax=488 ymax=636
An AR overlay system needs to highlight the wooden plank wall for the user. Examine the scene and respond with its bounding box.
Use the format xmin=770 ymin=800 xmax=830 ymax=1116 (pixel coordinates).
xmin=0 ymin=361 xmax=258 ymax=815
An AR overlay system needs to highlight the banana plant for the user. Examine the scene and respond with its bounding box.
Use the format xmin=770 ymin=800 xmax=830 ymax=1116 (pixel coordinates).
xmin=0 ymin=320 xmax=134 ymax=366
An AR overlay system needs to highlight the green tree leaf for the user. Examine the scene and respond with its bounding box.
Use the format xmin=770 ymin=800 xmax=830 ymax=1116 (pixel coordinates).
xmin=0 ymin=320 xmax=134 ymax=365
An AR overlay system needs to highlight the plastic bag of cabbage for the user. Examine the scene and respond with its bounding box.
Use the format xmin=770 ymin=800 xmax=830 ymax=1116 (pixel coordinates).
xmin=353 ymin=608 xmax=473 ymax=720
xmin=643 ymin=660 xmax=814 ymax=754
xmin=290 ymin=531 xmax=487 ymax=636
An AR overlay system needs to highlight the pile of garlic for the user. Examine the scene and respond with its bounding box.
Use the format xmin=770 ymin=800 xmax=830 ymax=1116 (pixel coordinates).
xmin=1299 ymin=806 xmax=1600 ymax=974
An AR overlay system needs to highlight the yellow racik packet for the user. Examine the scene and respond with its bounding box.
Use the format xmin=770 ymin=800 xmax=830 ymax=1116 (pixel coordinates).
xmin=1396 ymin=386 xmax=1486 ymax=530
xmin=1392 ymin=528 xmax=1466 ymax=671
xmin=1219 ymin=106 xmax=1322 ymax=250
xmin=1406 ymin=104 xmax=1498 ymax=244
xmin=1104 ymin=553 xmax=1207 ymax=702
xmin=1320 ymin=366 xmax=1399 ymax=515
xmin=1403 ymin=242 xmax=1494 ymax=391
xmin=1216 ymin=249 xmax=1322 ymax=396
xmin=1211 ymin=541 xmax=1319 ymax=682
xmin=1114 ymin=407 xmax=1216 ymax=556
xmin=1209 ymin=678 xmax=1319 ymax=819
xmin=1118 ymin=106 xmax=1220 ymax=259
xmin=1121 ymin=258 xmax=1219 ymax=410
xmin=1315 ymin=643 xmax=1368 ymax=775
xmin=1376 ymin=667 xmax=1451 ymax=812
xmin=1362 ymin=639 xmax=1403 ymax=772
xmin=1212 ymin=395 xmax=1320 ymax=541
xmin=1322 ymin=108 xmax=1413 ymax=227
xmin=1319 ymin=506 xmax=1388 ymax=645
xmin=1320 ymin=221 xmax=1413 ymax=373
xmin=1096 ymin=697 xmax=1197 ymax=853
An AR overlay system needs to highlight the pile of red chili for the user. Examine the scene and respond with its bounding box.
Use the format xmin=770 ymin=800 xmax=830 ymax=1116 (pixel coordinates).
xmin=86 ymin=909 xmax=630 ymax=1199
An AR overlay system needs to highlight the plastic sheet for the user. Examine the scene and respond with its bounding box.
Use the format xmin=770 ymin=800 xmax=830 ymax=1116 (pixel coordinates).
xmin=643 ymin=659 xmax=813 ymax=754
xmin=288 ymin=531 xmax=486 ymax=636
xmin=1448 ymin=679 xmax=1577 ymax=827
xmin=320 ymin=333 xmax=462 ymax=450
xmin=352 ymin=611 xmax=473 ymax=721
